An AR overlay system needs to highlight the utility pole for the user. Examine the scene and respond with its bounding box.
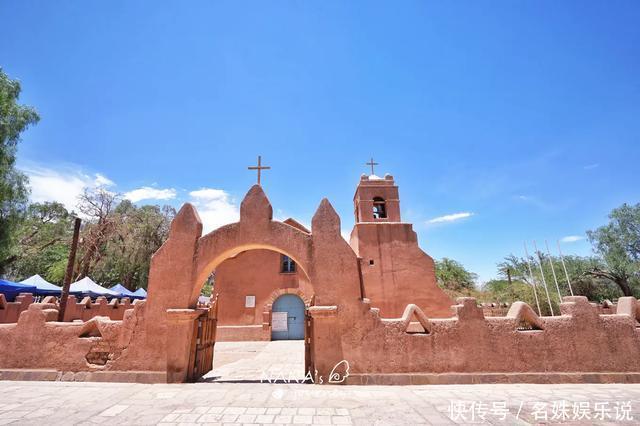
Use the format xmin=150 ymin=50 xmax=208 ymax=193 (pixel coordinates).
xmin=58 ymin=217 xmax=81 ymax=322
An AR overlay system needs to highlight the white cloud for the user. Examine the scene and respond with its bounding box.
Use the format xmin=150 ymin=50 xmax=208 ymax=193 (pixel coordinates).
xmin=584 ymin=163 xmax=599 ymax=170
xmin=94 ymin=173 xmax=115 ymax=187
xmin=21 ymin=165 xmax=113 ymax=212
xmin=124 ymin=187 xmax=177 ymax=203
xmin=427 ymin=212 xmax=475 ymax=224
xmin=513 ymin=194 xmax=552 ymax=210
xmin=189 ymin=188 xmax=239 ymax=233
xmin=560 ymin=235 xmax=585 ymax=243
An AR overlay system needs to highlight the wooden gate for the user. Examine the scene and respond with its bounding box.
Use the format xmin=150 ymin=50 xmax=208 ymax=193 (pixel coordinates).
xmin=304 ymin=295 xmax=315 ymax=382
xmin=187 ymin=295 xmax=218 ymax=382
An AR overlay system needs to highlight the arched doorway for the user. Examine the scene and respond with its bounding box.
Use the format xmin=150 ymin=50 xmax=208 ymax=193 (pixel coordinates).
xmin=207 ymin=248 xmax=313 ymax=342
xmin=271 ymin=294 xmax=305 ymax=340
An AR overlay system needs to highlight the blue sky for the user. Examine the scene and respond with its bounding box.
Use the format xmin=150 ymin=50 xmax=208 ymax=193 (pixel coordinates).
xmin=1 ymin=1 xmax=639 ymax=282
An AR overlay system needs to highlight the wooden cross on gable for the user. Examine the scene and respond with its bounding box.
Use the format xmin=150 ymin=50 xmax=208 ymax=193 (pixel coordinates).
xmin=366 ymin=157 xmax=379 ymax=175
xmin=248 ymin=155 xmax=271 ymax=185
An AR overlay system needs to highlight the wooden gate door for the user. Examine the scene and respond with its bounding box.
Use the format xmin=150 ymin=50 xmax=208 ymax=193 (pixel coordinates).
xmin=304 ymin=296 xmax=315 ymax=382
xmin=188 ymin=295 xmax=218 ymax=382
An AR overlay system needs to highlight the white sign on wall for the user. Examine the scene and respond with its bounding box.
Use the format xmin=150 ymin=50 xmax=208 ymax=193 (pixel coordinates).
xmin=272 ymin=312 xmax=288 ymax=332
xmin=245 ymin=295 xmax=256 ymax=308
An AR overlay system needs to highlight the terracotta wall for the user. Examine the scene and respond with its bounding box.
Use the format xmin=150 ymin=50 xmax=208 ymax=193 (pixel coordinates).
xmin=0 ymin=302 xmax=139 ymax=373
xmin=216 ymin=325 xmax=268 ymax=341
xmin=61 ymin=296 xmax=137 ymax=322
xmin=309 ymin=296 xmax=640 ymax=384
xmin=481 ymin=304 xmax=510 ymax=317
xmin=0 ymin=293 xmax=137 ymax=324
xmin=481 ymin=302 xmax=616 ymax=318
xmin=0 ymin=293 xmax=34 ymax=323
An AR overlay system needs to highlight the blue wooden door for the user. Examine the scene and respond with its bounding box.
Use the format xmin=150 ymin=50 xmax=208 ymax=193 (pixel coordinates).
xmin=271 ymin=294 xmax=305 ymax=340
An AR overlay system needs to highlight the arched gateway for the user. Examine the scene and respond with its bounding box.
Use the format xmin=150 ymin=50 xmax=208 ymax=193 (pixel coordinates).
xmin=120 ymin=185 xmax=362 ymax=383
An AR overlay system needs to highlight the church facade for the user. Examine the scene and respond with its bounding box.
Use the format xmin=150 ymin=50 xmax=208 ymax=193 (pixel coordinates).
xmin=214 ymin=172 xmax=453 ymax=341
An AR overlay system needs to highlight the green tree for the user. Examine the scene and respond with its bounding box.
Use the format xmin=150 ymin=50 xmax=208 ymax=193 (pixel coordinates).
xmin=0 ymin=69 xmax=39 ymax=274
xmin=6 ymin=202 xmax=73 ymax=283
xmin=494 ymin=253 xmax=620 ymax=315
xmin=75 ymin=188 xmax=120 ymax=279
xmin=587 ymin=203 xmax=640 ymax=297
xmin=482 ymin=278 xmax=537 ymax=307
xmin=91 ymin=200 xmax=174 ymax=290
xmin=72 ymin=188 xmax=175 ymax=290
xmin=435 ymin=258 xmax=478 ymax=292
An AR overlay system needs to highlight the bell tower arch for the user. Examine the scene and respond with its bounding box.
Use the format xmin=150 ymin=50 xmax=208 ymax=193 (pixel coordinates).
xmin=353 ymin=174 xmax=401 ymax=223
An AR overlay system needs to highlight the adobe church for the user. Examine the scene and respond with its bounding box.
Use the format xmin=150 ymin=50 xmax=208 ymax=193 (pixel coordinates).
xmin=213 ymin=162 xmax=453 ymax=341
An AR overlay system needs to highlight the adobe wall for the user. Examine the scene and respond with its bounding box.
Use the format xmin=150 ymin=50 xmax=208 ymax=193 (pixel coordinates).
xmin=0 ymin=293 xmax=34 ymax=323
xmin=0 ymin=300 xmax=163 ymax=382
xmin=308 ymin=295 xmax=640 ymax=384
xmin=0 ymin=294 xmax=138 ymax=324
xmin=481 ymin=303 xmax=510 ymax=317
xmin=216 ymin=325 xmax=269 ymax=341
xmin=350 ymin=223 xmax=453 ymax=318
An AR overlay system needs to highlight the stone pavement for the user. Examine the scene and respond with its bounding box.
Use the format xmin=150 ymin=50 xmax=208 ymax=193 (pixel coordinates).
xmin=204 ymin=341 xmax=305 ymax=383
xmin=1 ymin=380 xmax=640 ymax=425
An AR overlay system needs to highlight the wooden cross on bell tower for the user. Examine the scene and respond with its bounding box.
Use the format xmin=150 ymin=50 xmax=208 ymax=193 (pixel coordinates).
xmin=366 ymin=157 xmax=379 ymax=176
xmin=248 ymin=155 xmax=271 ymax=185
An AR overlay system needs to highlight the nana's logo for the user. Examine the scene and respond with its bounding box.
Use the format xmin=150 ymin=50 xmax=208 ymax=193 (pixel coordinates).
xmin=327 ymin=359 xmax=350 ymax=384
xmin=261 ymin=360 xmax=351 ymax=384
xmin=307 ymin=359 xmax=351 ymax=385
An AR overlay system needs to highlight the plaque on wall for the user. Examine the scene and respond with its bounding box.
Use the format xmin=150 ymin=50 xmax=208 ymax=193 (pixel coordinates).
xmin=245 ymin=295 xmax=256 ymax=308
xmin=271 ymin=311 xmax=288 ymax=332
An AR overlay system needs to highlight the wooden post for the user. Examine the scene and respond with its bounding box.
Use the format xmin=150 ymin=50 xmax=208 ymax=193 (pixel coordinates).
xmin=58 ymin=217 xmax=81 ymax=322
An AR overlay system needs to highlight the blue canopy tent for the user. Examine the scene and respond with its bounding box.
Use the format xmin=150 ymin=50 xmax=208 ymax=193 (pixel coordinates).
xmin=108 ymin=284 xmax=144 ymax=299
xmin=0 ymin=279 xmax=37 ymax=302
xmin=132 ymin=288 xmax=147 ymax=298
xmin=20 ymin=274 xmax=63 ymax=296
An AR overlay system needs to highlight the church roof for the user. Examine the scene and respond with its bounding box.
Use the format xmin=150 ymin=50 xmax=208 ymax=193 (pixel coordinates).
xmin=283 ymin=218 xmax=311 ymax=234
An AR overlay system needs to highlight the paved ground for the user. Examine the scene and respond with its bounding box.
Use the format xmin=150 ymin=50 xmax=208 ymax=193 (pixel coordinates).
xmin=1 ymin=381 xmax=640 ymax=425
xmin=204 ymin=341 xmax=305 ymax=383
xmin=1 ymin=343 xmax=639 ymax=424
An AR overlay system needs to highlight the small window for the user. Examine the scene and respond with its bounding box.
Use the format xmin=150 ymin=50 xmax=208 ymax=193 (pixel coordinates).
xmin=281 ymin=255 xmax=296 ymax=273
xmin=372 ymin=197 xmax=387 ymax=219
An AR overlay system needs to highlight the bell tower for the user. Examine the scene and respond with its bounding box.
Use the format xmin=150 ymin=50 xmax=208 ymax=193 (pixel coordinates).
xmin=349 ymin=166 xmax=453 ymax=319
xmin=353 ymin=174 xmax=401 ymax=223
